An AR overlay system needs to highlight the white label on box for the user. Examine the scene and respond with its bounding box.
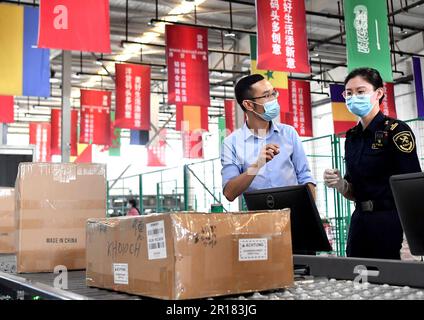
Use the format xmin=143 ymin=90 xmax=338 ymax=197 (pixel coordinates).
xmin=146 ymin=220 xmax=167 ymax=260
xmin=113 ymin=263 xmax=128 ymax=285
xmin=239 ymin=238 xmax=268 ymax=261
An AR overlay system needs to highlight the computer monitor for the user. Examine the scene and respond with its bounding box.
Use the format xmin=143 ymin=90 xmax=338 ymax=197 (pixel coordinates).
xmin=390 ymin=172 xmax=424 ymax=256
xmin=244 ymin=185 xmax=332 ymax=254
xmin=0 ymin=146 xmax=34 ymax=187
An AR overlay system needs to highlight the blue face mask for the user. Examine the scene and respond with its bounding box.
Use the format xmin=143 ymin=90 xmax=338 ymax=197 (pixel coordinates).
xmin=346 ymin=94 xmax=374 ymax=117
xmin=252 ymin=99 xmax=280 ymax=121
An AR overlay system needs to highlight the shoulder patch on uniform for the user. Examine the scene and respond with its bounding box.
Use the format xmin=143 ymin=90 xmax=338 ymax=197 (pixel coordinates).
xmin=390 ymin=122 xmax=399 ymax=131
xmin=393 ymin=131 xmax=415 ymax=153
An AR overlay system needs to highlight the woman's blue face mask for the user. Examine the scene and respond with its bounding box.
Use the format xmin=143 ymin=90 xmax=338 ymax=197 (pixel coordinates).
xmin=346 ymin=94 xmax=374 ymax=117
xmin=344 ymin=89 xmax=381 ymax=118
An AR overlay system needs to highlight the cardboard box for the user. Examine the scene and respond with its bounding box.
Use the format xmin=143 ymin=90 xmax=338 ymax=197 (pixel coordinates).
xmin=15 ymin=163 xmax=106 ymax=273
xmin=0 ymin=188 xmax=15 ymax=254
xmin=86 ymin=210 xmax=294 ymax=299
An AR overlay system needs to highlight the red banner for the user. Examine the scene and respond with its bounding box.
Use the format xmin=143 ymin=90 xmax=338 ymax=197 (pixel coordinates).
xmin=182 ymin=131 xmax=203 ymax=159
xmin=256 ymin=0 xmax=310 ymax=73
xmin=29 ymin=122 xmax=51 ymax=162
xmin=380 ymin=82 xmax=397 ymax=118
xmin=287 ymin=80 xmax=313 ymax=137
xmin=224 ymin=99 xmax=237 ymax=134
xmin=115 ymin=63 xmax=150 ymax=130
xmin=37 ymin=0 xmax=111 ymax=53
xmin=166 ymin=25 xmax=210 ymax=131
xmin=50 ymin=108 xmax=78 ymax=156
xmin=147 ymin=129 xmax=167 ymax=167
xmin=79 ymin=90 xmax=111 ymax=145
xmin=0 ymin=96 xmax=14 ymax=123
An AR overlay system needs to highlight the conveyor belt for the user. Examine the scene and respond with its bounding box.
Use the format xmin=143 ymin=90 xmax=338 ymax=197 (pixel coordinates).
xmin=2 ymin=254 xmax=424 ymax=300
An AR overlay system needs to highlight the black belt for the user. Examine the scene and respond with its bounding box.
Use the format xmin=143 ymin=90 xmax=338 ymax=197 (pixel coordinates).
xmin=355 ymin=199 xmax=395 ymax=212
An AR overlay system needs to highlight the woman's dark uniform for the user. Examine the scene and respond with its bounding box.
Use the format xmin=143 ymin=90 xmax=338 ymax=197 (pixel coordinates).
xmin=344 ymin=111 xmax=422 ymax=259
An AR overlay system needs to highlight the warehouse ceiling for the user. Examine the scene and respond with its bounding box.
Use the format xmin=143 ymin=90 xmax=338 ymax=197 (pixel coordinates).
xmin=4 ymin=0 xmax=424 ymax=136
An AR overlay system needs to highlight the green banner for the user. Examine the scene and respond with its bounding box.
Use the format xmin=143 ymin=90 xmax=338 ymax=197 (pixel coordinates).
xmin=109 ymin=111 xmax=121 ymax=157
xmin=218 ymin=116 xmax=226 ymax=151
xmin=344 ymin=0 xmax=392 ymax=82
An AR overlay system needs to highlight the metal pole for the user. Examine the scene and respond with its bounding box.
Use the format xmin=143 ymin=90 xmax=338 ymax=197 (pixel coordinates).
xmin=61 ymin=50 xmax=72 ymax=162
xmin=0 ymin=124 xmax=7 ymax=145
xmin=139 ymin=174 xmax=143 ymax=215
xmin=183 ymin=165 xmax=189 ymax=211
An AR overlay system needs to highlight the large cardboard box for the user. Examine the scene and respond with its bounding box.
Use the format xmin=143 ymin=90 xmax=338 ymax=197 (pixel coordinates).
xmin=15 ymin=163 xmax=106 ymax=273
xmin=86 ymin=210 xmax=294 ymax=299
xmin=0 ymin=188 xmax=15 ymax=254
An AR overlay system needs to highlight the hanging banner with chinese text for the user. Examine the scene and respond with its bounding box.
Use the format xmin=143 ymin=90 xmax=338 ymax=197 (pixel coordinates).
xmin=115 ymin=63 xmax=150 ymax=130
xmin=166 ymin=24 xmax=210 ymax=106
xmin=287 ymin=80 xmax=313 ymax=137
xmin=256 ymin=0 xmax=310 ymax=73
xmin=50 ymin=108 xmax=78 ymax=156
xmin=380 ymin=82 xmax=397 ymax=118
xmin=79 ymin=89 xmax=111 ymax=145
xmin=29 ymin=122 xmax=51 ymax=162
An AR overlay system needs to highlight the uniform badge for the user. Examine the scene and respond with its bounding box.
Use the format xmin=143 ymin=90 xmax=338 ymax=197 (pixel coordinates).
xmin=390 ymin=123 xmax=398 ymax=131
xmin=393 ymin=131 xmax=415 ymax=153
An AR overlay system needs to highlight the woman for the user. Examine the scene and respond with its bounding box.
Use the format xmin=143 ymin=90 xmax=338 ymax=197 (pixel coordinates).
xmin=323 ymin=67 xmax=422 ymax=260
xmin=126 ymin=199 xmax=141 ymax=216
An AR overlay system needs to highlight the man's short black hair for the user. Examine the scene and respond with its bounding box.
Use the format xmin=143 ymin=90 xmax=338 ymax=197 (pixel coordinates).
xmin=344 ymin=67 xmax=385 ymax=105
xmin=235 ymin=74 xmax=265 ymax=112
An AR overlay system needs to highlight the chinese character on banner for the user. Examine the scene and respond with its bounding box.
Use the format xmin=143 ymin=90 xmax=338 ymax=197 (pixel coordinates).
xmin=79 ymin=89 xmax=111 ymax=145
xmin=224 ymin=99 xmax=237 ymax=134
xmin=115 ymin=63 xmax=151 ymax=130
xmin=29 ymin=122 xmax=51 ymax=162
xmin=166 ymin=25 xmax=209 ymax=131
xmin=380 ymin=82 xmax=397 ymax=118
xmin=37 ymin=0 xmax=111 ymax=53
xmin=286 ymin=80 xmax=313 ymax=137
xmin=256 ymin=0 xmax=310 ymax=73
xmin=50 ymin=108 xmax=78 ymax=156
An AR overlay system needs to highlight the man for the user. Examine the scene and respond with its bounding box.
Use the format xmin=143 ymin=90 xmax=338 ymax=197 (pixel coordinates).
xmin=221 ymin=74 xmax=316 ymax=202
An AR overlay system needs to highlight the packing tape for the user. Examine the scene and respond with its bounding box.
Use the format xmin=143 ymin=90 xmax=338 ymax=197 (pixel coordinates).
xmin=19 ymin=199 xmax=106 ymax=210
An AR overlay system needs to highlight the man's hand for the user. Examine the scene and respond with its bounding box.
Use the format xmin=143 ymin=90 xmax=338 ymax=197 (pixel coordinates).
xmin=256 ymin=143 xmax=280 ymax=168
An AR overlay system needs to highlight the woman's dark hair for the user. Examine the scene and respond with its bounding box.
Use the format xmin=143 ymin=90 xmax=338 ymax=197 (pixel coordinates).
xmin=235 ymin=74 xmax=265 ymax=112
xmin=128 ymin=199 xmax=137 ymax=208
xmin=344 ymin=67 xmax=385 ymax=104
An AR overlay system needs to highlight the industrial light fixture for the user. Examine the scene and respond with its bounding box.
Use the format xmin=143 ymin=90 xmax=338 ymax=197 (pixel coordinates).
xmin=224 ymin=31 xmax=236 ymax=38
xmin=122 ymin=41 xmax=143 ymax=50
xmin=95 ymin=60 xmax=103 ymax=66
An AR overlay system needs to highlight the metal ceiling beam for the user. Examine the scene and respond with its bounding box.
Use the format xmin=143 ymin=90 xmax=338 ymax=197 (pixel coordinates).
xmin=150 ymin=18 xmax=256 ymax=35
xmin=121 ymin=40 xmax=251 ymax=56
xmin=98 ymin=58 xmax=249 ymax=75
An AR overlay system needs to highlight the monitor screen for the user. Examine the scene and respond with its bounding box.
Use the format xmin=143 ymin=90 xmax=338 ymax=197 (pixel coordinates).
xmin=390 ymin=172 xmax=424 ymax=256
xmin=0 ymin=146 xmax=34 ymax=187
xmin=244 ymin=185 xmax=332 ymax=254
